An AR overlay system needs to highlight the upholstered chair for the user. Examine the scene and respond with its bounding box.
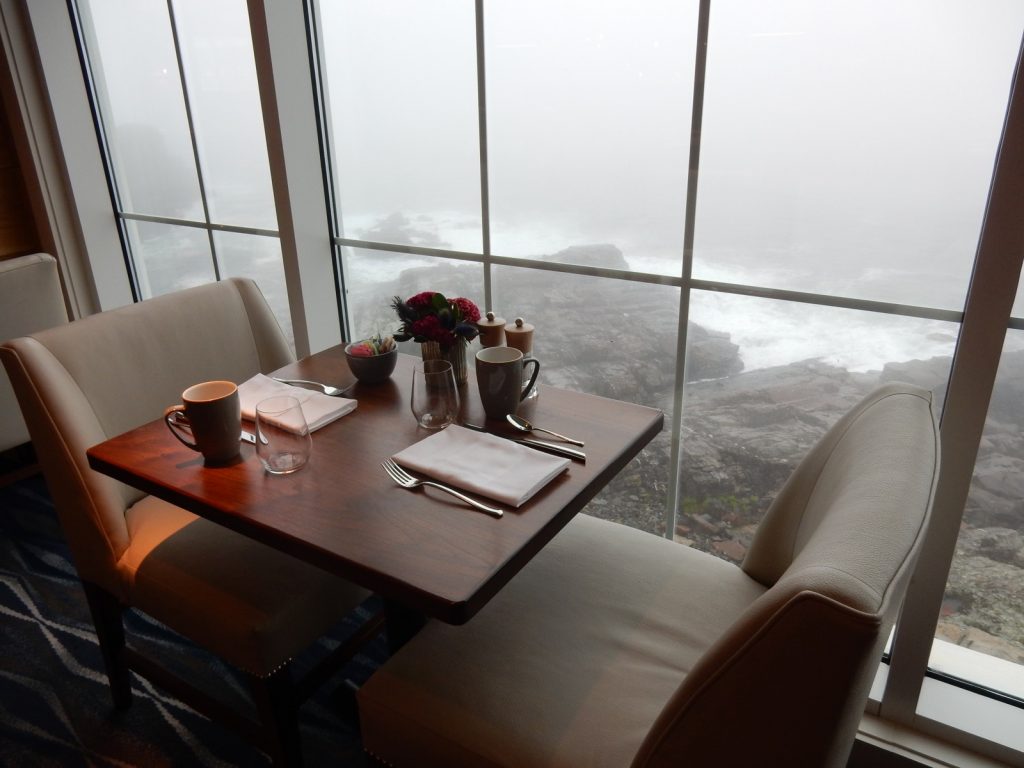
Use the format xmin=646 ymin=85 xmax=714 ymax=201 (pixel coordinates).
xmin=0 ymin=253 xmax=68 ymax=457
xmin=358 ymin=383 xmax=940 ymax=768
xmin=1 ymin=278 xmax=379 ymax=766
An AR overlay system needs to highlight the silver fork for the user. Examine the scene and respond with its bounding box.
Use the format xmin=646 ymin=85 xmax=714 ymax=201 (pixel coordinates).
xmin=381 ymin=459 xmax=504 ymax=518
xmin=273 ymin=377 xmax=353 ymax=397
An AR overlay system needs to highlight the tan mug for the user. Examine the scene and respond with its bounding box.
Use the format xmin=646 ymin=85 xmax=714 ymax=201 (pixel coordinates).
xmin=476 ymin=346 xmax=540 ymax=420
xmin=164 ymin=380 xmax=241 ymax=464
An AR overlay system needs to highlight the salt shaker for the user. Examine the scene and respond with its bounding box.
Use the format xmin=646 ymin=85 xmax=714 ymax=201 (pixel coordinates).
xmin=476 ymin=311 xmax=506 ymax=348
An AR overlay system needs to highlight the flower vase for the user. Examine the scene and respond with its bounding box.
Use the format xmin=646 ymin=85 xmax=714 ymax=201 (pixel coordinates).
xmin=420 ymin=340 xmax=468 ymax=386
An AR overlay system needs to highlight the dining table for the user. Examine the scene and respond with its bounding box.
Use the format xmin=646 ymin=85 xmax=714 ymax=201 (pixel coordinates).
xmin=86 ymin=346 xmax=663 ymax=647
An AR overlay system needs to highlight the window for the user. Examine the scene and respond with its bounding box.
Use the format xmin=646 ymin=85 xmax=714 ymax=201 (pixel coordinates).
xmin=311 ymin=1 xmax=1024 ymax=755
xmin=22 ymin=0 xmax=1024 ymax=760
xmin=74 ymin=0 xmax=291 ymax=341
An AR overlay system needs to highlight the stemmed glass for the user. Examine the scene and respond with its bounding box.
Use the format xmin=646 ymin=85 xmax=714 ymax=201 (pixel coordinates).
xmin=411 ymin=360 xmax=459 ymax=429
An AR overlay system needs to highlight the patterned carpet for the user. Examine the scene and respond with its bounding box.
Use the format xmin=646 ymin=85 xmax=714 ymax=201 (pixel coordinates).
xmin=0 ymin=472 xmax=387 ymax=767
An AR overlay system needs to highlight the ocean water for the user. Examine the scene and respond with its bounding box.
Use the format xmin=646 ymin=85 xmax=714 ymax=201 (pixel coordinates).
xmin=340 ymin=211 xmax=1010 ymax=374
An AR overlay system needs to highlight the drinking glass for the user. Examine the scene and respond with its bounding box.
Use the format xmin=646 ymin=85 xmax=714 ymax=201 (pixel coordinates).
xmin=255 ymin=395 xmax=312 ymax=474
xmin=411 ymin=359 xmax=459 ymax=429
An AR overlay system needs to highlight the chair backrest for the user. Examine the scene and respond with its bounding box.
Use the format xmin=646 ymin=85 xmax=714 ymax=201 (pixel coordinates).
xmin=0 ymin=253 xmax=69 ymax=452
xmin=633 ymin=383 xmax=940 ymax=768
xmin=0 ymin=278 xmax=293 ymax=599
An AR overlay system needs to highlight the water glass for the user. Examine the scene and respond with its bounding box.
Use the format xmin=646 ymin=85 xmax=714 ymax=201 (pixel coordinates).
xmin=255 ymin=395 xmax=312 ymax=474
xmin=411 ymin=359 xmax=459 ymax=429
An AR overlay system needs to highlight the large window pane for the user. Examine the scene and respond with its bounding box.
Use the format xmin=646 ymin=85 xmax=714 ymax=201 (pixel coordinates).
xmin=487 ymin=1 xmax=697 ymax=275
xmin=127 ymin=220 xmax=214 ymax=298
xmin=679 ymin=291 xmax=957 ymax=559
xmin=215 ymin=232 xmax=291 ymax=347
xmin=342 ymin=248 xmax=484 ymax=346
xmin=318 ymin=1 xmax=482 ymax=252
xmin=492 ymin=267 xmax=680 ymax=534
xmin=81 ymin=0 xmax=202 ymax=220
xmin=695 ymin=0 xmax=1024 ymax=310
xmin=174 ymin=0 xmax=277 ymax=230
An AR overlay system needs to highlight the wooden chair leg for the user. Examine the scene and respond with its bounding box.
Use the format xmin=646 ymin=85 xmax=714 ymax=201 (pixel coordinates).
xmin=81 ymin=581 xmax=132 ymax=709
xmin=249 ymin=666 xmax=302 ymax=768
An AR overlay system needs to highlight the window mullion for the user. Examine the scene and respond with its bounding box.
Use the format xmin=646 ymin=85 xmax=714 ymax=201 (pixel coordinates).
xmin=883 ymin=33 xmax=1024 ymax=725
xmin=247 ymin=0 xmax=340 ymax=357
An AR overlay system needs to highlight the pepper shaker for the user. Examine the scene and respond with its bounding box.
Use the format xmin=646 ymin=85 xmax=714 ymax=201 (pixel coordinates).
xmin=505 ymin=317 xmax=538 ymax=400
xmin=476 ymin=311 xmax=506 ymax=348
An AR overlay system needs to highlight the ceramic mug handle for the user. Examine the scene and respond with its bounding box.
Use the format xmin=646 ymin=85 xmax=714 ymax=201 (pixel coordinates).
xmin=164 ymin=405 xmax=200 ymax=452
xmin=520 ymin=359 xmax=541 ymax=401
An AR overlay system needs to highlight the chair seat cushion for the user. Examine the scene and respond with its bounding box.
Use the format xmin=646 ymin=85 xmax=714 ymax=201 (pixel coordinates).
xmin=121 ymin=495 xmax=368 ymax=676
xmin=358 ymin=514 xmax=767 ymax=768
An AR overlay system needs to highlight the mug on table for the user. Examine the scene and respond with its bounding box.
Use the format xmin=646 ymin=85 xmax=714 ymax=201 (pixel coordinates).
xmin=475 ymin=346 xmax=540 ymax=420
xmin=164 ymin=380 xmax=241 ymax=464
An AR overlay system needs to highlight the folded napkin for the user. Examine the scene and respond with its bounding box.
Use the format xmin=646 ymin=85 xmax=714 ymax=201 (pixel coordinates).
xmin=393 ymin=425 xmax=570 ymax=508
xmin=238 ymin=373 xmax=357 ymax=433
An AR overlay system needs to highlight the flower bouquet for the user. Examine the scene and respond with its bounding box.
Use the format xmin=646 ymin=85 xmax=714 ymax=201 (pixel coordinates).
xmin=392 ymin=292 xmax=480 ymax=384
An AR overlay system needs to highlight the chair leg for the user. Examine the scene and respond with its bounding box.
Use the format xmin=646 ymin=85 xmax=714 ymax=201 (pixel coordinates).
xmin=249 ymin=666 xmax=302 ymax=768
xmin=81 ymin=581 xmax=132 ymax=709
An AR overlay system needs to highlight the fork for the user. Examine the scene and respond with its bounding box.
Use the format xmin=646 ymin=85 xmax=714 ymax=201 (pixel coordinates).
xmin=273 ymin=377 xmax=353 ymax=397
xmin=381 ymin=459 xmax=504 ymax=518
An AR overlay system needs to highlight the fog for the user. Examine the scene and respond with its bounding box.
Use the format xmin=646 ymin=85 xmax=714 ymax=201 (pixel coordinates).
xmin=81 ymin=0 xmax=1024 ymax=343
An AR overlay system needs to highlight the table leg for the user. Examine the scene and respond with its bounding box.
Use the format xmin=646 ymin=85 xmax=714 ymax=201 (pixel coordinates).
xmin=384 ymin=599 xmax=426 ymax=653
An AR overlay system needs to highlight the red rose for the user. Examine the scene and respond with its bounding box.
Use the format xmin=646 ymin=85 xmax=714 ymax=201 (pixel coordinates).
xmin=451 ymin=297 xmax=480 ymax=323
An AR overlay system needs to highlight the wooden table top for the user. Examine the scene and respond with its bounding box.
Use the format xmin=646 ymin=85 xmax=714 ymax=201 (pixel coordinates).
xmin=87 ymin=347 xmax=663 ymax=625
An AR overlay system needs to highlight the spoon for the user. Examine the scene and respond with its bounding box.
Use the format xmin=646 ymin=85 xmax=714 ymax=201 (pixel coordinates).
xmin=506 ymin=414 xmax=585 ymax=446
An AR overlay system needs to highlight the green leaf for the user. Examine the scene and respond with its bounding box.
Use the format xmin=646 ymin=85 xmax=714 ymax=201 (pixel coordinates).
xmin=430 ymin=292 xmax=449 ymax=312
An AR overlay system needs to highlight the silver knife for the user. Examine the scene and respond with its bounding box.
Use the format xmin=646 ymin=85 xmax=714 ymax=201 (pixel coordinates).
xmin=462 ymin=423 xmax=586 ymax=462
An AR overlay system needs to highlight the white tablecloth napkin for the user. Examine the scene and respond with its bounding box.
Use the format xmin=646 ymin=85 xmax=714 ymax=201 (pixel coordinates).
xmin=238 ymin=373 xmax=356 ymax=433
xmin=393 ymin=425 xmax=570 ymax=508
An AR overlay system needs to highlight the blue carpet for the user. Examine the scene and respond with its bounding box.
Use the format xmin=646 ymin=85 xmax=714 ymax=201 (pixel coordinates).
xmin=0 ymin=473 xmax=386 ymax=766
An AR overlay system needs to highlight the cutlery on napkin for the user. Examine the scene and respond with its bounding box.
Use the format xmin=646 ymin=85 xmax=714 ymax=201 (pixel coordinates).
xmin=392 ymin=425 xmax=570 ymax=508
xmin=462 ymin=422 xmax=586 ymax=461
xmin=238 ymin=373 xmax=357 ymax=432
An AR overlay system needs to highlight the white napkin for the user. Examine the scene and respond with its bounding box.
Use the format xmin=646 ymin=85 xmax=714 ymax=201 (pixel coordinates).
xmin=238 ymin=373 xmax=357 ymax=433
xmin=393 ymin=425 xmax=570 ymax=508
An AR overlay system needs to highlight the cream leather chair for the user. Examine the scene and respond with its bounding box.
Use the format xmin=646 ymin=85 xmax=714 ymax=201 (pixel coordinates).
xmin=0 ymin=253 xmax=68 ymax=455
xmin=358 ymin=383 xmax=940 ymax=768
xmin=1 ymin=278 xmax=377 ymax=767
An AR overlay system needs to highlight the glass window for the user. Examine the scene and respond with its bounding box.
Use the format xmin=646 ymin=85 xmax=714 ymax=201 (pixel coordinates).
xmin=81 ymin=0 xmax=202 ymax=221
xmin=695 ymin=0 xmax=1024 ymax=310
xmin=127 ymin=220 xmax=215 ymax=298
xmin=173 ymin=0 xmax=277 ymax=231
xmin=77 ymin=0 xmax=292 ymax=343
xmin=318 ymin=0 xmax=482 ymax=253
xmin=486 ymin=0 xmax=698 ymax=275
xmin=491 ymin=266 xmax=680 ymax=534
xmin=342 ymin=247 xmax=484 ymax=345
xmin=215 ymin=231 xmax=290 ymax=341
xmin=679 ymin=291 xmax=957 ymax=560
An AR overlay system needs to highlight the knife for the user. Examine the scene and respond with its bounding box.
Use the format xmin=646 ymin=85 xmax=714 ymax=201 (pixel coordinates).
xmin=462 ymin=423 xmax=586 ymax=462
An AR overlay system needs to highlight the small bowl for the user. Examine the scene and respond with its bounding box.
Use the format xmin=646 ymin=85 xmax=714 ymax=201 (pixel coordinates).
xmin=344 ymin=344 xmax=398 ymax=384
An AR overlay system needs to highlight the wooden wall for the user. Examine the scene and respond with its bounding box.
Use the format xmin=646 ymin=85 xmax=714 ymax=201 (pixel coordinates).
xmin=0 ymin=60 xmax=40 ymax=261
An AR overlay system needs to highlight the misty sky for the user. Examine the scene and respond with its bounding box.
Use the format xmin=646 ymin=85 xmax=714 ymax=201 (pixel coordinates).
xmin=83 ymin=0 xmax=1024 ymax=315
